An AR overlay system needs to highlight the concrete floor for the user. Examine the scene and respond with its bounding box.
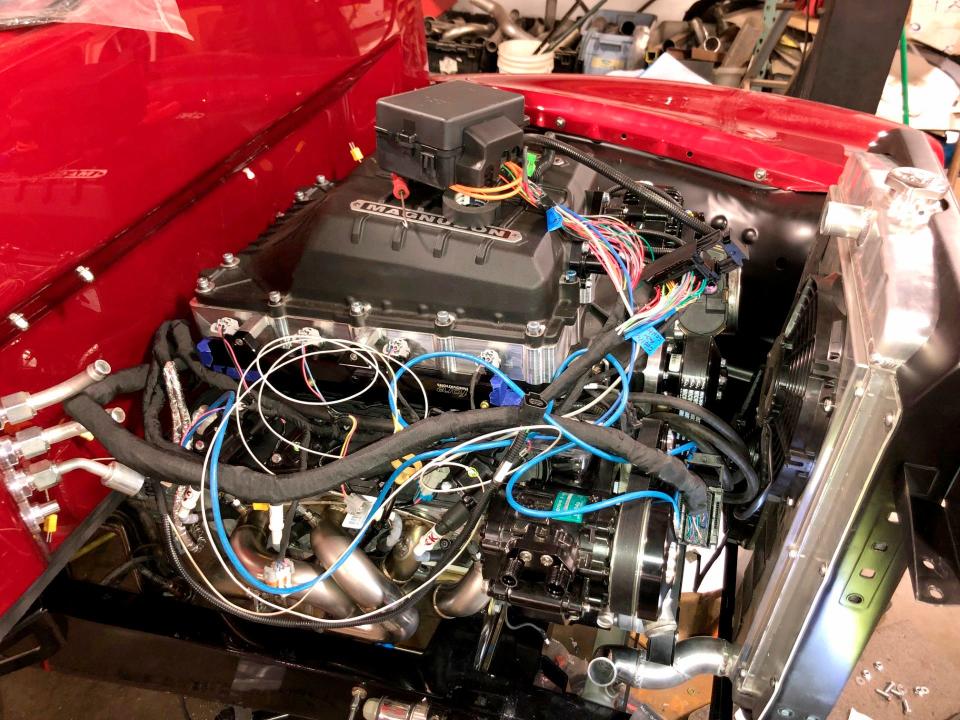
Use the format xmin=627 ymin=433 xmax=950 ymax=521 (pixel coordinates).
xmin=0 ymin=576 xmax=956 ymax=720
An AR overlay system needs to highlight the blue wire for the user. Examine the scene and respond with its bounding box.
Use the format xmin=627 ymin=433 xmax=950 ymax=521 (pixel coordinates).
xmin=208 ymin=399 xmax=518 ymax=597
xmin=552 ymin=348 xmax=586 ymax=381
xmin=180 ymin=393 xmax=230 ymax=448
xmin=542 ymin=400 xmax=626 ymax=463
xmin=388 ymin=352 xmax=526 ymax=427
xmin=503 ymin=443 xmax=680 ymax=519
xmin=669 ymin=441 xmax=697 ymax=457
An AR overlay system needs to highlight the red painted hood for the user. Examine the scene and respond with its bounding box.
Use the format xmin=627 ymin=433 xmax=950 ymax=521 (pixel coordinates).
xmin=453 ymin=74 xmax=942 ymax=194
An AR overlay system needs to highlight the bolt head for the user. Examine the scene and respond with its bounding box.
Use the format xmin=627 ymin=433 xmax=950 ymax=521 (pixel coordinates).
xmin=221 ymin=252 xmax=239 ymax=267
xmin=349 ymin=301 xmax=369 ymax=317
xmin=540 ymin=554 xmax=554 ymax=567
xmin=754 ymin=168 xmax=768 ymax=182
xmin=555 ymin=117 xmax=566 ymax=129
xmin=525 ymin=320 xmax=546 ymax=337
xmin=268 ymin=290 xmax=283 ymax=305
xmin=75 ymin=265 xmax=94 ymax=282
xmin=196 ymin=277 xmax=213 ymax=294
xmin=518 ymin=550 xmax=533 ymax=563
xmin=435 ymin=310 xmax=454 ymax=327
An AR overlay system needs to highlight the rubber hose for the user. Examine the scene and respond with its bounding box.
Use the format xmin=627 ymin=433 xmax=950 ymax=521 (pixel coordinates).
xmin=523 ymin=134 xmax=713 ymax=236
xmin=629 ymin=392 xmax=745 ymax=451
xmin=646 ymin=412 xmax=757 ymax=504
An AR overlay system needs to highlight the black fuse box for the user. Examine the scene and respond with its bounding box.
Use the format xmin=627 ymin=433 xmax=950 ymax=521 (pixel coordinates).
xmin=375 ymin=81 xmax=525 ymax=189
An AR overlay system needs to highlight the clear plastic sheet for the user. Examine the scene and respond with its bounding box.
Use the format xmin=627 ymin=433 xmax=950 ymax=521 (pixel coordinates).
xmin=0 ymin=0 xmax=192 ymax=39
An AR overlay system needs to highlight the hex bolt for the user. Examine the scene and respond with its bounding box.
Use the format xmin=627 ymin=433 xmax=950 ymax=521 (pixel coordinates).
xmin=525 ymin=320 xmax=546 ymax=338
xmin=435 ymin=310 xmax=454 ymax=327
xmin=267 ymin=290 xmax=283 ymax=306
xmin=349 ymin=301 xmax=369 ymax=318
xmin=196 ymin=276 xmax=214 ymax=294
xmin=221 ymin=252 xmax=239 ymax=267
xmin=540 ymin=554 xmax=554 ymax=567
xmin=518 ymin=550 xmax=533 ymax=563
xmin=754 ymin=168 xmax=768 ymax=182
xmin=555 ymin=116 xmax=566 ymax=128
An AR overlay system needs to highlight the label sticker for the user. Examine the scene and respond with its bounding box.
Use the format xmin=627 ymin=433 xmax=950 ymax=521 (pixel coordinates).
xmin=545 ymin=207 xmax=563 ymax=232
xmin=552 ymin=491 xmax=588 ymax=523
xmin=635 ymin=326 xmax=666 ymax=355
xmin=342 ymin=494 xmax=377 ymax=529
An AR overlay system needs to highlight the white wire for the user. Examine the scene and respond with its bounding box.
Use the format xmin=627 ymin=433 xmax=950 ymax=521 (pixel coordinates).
xmin=566 ymin=376 xmax=622 ymax=418
xmin=194 ymin=416 xmax=478 ymax=623
xmin=229 ymin=333 xmax=430 ymax=469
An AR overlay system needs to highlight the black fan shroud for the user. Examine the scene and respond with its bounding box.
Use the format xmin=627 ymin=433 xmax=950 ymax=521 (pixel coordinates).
xmin=757 ymin=275 xmax=845 ymax=500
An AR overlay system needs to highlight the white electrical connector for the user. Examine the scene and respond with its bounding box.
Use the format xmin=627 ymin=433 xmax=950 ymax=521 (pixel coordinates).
xmin=177 ymin=487 xmax=201 ymax=523
xmin=413 ymin=525 xmax=443 ymax=559
xmin=297 ymin=327 xmax=322 ymax=347
xmin=210 ymin=317 xmax=240 ymax=337
xmin=268 ymin=503 xmax=285 ymax=548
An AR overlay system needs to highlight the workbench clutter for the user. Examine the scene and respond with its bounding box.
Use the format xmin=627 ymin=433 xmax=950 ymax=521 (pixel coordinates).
xmin=424 ymin=0 xmax=817 ymax=89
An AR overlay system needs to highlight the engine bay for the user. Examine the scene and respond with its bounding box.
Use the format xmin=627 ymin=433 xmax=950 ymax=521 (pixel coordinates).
xmin=3 ymin=79 xmax=957 ymax=720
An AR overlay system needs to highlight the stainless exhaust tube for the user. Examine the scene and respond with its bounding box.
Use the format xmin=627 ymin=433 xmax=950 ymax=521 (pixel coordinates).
xmin=230 ymin=524 xmax=356 ymax=619
xmin=433 ymin=563 xmax=489 ymax=618
xmin=311 ymin=520 xmax=420 ymax=642
xmin=441 ymin=22 xmax=495 ymax=41
xmin=588 ymin=637 xmax=738 ymax=690
xmin=469 ymin=0 xmax=533 ymax=39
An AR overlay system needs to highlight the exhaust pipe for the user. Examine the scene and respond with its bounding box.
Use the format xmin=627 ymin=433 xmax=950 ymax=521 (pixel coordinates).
xmin=433 ymin=563 xmax=489 ymax=618
xmin=311 ymin=519 xmax=420 ymax=642
xmin=588 ymin=637 xmax=738 ymax=690
xmin=229 ymin=524 xmax=356 ymax=619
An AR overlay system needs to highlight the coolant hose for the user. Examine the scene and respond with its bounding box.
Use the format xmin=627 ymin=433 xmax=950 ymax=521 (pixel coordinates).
xmin=646 ymin=411 xmax=757 ymax=505
xmin=629 ymin=392 xmax=745 ymax=451
xmin=523 ymin=134 xmax=713 ymax=236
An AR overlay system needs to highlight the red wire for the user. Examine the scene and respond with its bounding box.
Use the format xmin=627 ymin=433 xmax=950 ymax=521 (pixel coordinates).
xmin=219 ymin=328 xmax=250 ymax=392
xmin=301 ymin=348 xmax=325 ymax=401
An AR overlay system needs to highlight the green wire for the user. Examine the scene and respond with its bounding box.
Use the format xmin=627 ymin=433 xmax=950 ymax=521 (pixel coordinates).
xmin=900 ymin=28 xmax=910 ymax=126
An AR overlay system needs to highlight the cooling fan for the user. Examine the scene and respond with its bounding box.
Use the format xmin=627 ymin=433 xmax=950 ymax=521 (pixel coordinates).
xmin=757 ymin=273 xmax=847 ymax=501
